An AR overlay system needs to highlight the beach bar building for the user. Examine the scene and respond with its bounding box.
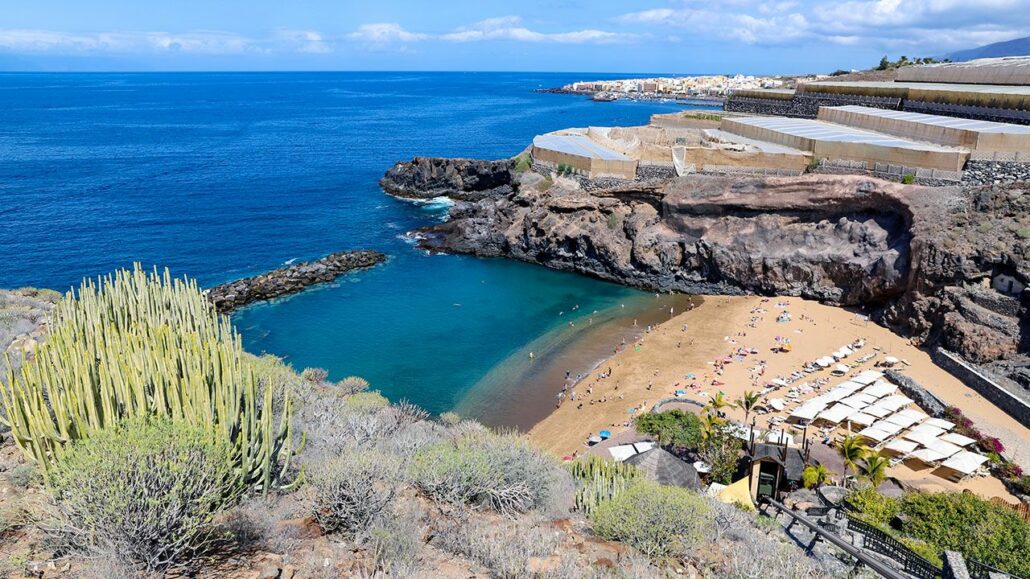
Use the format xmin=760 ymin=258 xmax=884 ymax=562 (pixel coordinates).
xmin=746 ymin=437 xmax=808 ymax=502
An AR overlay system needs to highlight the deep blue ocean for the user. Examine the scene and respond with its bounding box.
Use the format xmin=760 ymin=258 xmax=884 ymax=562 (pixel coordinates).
xmin=0 ymin=72 xmax=714 ymax=422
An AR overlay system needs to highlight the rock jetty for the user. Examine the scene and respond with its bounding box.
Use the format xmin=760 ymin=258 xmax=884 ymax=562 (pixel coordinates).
xmin=206 ymin=250 xmax=386 ymax=313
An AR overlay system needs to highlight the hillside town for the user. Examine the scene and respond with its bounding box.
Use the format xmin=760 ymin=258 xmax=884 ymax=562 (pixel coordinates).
xmin=557 ymin=73 xmax=814 ymax=101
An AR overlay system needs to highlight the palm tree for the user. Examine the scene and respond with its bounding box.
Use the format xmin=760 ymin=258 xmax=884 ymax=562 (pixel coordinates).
xmin=802 ymin=464 xmax=834 ymax=489
xmin=860 ymin=453 xmax=889 ymax=488
xmin=701 ymin=412 xmax=726 ymax=441
xmin=706 ymin=391 xmax=735 ymax=415
xmin=735 ymin=390 xmax=762 ymax=425
xmin=838 ymin=435 xmax=867 ymax=475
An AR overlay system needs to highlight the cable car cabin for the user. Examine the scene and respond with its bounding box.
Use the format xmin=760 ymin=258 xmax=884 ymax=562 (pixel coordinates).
xmin=747 ymin=441 xmax=807 ymax=502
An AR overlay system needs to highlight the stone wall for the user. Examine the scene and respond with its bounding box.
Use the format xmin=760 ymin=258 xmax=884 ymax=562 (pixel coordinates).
xmin=931 ymin=348 xmax=1030 ymax=428
xmin=724 ymin=93 xmax=900 ymax=119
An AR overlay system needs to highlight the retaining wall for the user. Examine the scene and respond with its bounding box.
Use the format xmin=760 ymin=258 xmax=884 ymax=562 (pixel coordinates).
xmin=930 ymin=348 xmax=1030 ymax=428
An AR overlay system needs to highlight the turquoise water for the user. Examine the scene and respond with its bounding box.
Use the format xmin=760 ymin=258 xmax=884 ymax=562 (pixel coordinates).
xmin=0 ymin=72 xmax=717 ymax=421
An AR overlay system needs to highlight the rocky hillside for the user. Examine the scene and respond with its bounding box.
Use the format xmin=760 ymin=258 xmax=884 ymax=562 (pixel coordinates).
xmin=382 ymin=158 xmax=1030 ymax=397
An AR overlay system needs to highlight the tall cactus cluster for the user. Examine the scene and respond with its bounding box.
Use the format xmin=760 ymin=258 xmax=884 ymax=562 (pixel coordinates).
xmin=570 ymin=455 xmax=639 ymax=515
xmin=0 ymin=264 xmax=297 ymax=492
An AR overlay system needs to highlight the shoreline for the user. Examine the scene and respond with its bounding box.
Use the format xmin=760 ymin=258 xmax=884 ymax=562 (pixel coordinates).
xmin=456 ymin=292 xmax=699 ymax=430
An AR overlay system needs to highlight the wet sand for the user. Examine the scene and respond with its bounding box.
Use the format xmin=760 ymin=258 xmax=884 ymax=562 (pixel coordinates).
xmin=457 ymin=293 xmax=698 ymax=429
xmin=528 ymin=295 xmax=1028 ymax=501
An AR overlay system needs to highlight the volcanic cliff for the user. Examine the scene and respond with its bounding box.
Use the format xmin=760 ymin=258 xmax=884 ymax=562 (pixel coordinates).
xmin=382 ymin=158 xmax=1030 ymax=397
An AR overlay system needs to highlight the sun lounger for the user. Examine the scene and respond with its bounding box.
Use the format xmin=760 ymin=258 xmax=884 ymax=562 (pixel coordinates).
xmin=939 ymin=451 xmax=989 ymax=480
xmin=938 ymin=432 xmax=976 ymax=447
xmin=923 ymin=418 xmax=955 ymax=431
xmin=883 ymin=438 xmax=918 ymax=456
xmin=851 ymin=370 xmax=884 ymax=386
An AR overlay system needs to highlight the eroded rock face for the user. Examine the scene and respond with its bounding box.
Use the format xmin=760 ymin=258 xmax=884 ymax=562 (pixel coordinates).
xmin=206 ymin=250 xmax=386 ymax=313
xmin=379 ymin=157 xmax=515 ymax=201
xmin=382 ymin=159 xmax=1030 ymax=394
xmin=424 ymin=175 xmax=916 ymax=305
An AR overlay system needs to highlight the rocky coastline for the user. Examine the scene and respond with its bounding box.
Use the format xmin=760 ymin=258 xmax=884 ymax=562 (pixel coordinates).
xmin=206 ymin=250 xmax=386 ymax=313
xmin=381 ymin=156 xmax=1030 ymax=402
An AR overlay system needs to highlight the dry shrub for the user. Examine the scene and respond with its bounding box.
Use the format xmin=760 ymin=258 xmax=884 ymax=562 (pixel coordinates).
xmin=410 ymin=430 xmax=572 ymax=517
xmin=47 ymin=418 xmax=240 ymax=573
xmin=312 ymin=451 xmax=403 ymax=536
xmin=434 ymin=516 xmax=559 ymax=579
xmin=365 ymin=502 xmax=428 ymax=577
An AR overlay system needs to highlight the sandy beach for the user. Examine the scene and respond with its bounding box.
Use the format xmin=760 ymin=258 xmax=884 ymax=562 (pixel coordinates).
xmin=528 ymin=295 xmax=1029 ymax=502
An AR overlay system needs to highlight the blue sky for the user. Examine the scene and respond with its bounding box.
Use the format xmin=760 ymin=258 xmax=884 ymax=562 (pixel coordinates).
xmin=1 ymin=0 xmax=1028 ymax=73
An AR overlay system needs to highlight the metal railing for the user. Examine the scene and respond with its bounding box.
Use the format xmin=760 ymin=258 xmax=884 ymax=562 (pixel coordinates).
xmin=762 ymin=498 xmax=910 ymax=579
xmin=844 ymin=515 xmax=942 ymax=579
xmin=967 ymin=559 xmax=1025 ymax=579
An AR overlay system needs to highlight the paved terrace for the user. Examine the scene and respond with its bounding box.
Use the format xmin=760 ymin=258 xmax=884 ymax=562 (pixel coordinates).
xmin=819 ymin=105 xmax=1030 ymax=153
xmin=532 ymin=133 xmax=632 ymax=161
xmin=720 ymin=116 xmax=969 ymax=171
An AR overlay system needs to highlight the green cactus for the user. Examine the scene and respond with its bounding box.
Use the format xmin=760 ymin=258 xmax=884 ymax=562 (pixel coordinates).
xmin=569 ymin=455 xmax=639 ymax=514
xmin=0 ymin=264 xmax=298 ymax=492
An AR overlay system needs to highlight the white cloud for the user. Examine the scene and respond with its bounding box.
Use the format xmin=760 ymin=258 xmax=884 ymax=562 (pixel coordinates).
xmin=614 ymin=0 xmax=1030 ymax=51
xmin=275 ymin=29 xmax=331 ymax=54
xmin=0 ymin=29 xmax=260 ymax=54
xmin=347 ymin=23 xmax=428 ymax=44
xmin=348 ymin=16 xmax=634 ymax=46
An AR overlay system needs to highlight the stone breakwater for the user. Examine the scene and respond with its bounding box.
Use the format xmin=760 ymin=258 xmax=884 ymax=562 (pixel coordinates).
xmin=206 ymin=250 xmax=386 ymax=313
xmin=381 ymin=156 xmax=1030 ymax=401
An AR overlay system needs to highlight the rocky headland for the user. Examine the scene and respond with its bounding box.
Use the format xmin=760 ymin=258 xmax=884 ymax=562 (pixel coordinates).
xmin=379 ymin=156 xmax=515 ymax=201
xmin=206 ymin=250 xmax=386 ymax=313
xmin=382 ymin=157 xmax=1030 ymax=400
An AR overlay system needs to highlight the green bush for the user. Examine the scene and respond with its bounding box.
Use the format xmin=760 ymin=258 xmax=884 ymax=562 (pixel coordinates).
xmin=845 ymin=485 xmax=900 ymax=527
xmin=902 ymin=174 xmax=916 ymax=185
xmin=48 ymin=418 xmax=240 ymax=572
xmin=514 ymin=153 xmax=532 ymax=173
xmin=345 ymin=390 xmax=390 ymax=411
xmin=590 ymin=480 xmax=709 ymax=560
xmin=410 ymin=430 xmax=569 ymax=516
xmin=634 ymin=410 xmax=704 ymax=450
xmin=312 ymin=450 xmax=403 ymax=536
xmin=898 ymin=492 xmax=1030 ymax=576
xmin=699 ymin=424 xmax=743 ymax=485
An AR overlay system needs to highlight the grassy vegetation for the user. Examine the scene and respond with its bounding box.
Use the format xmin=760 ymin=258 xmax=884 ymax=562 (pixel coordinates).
xmin=634 ymin=410 xmax=704 ymax=450
xmin=513 ymin=153 xmax=533 ymax=173
xmin=846 ymin=486 xmax=1030 ymax=576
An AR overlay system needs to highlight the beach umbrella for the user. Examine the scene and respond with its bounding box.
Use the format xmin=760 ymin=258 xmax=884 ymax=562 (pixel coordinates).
xmin=599 ymin=430 xmax=611 ymax=439
xmin=588 ymin=435 xmax=602 ymax=445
